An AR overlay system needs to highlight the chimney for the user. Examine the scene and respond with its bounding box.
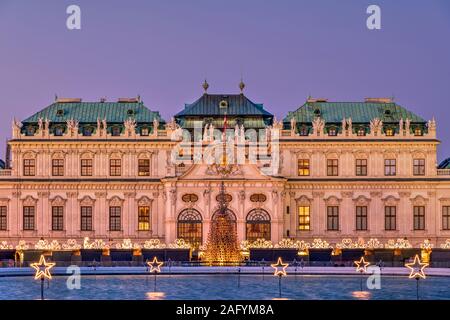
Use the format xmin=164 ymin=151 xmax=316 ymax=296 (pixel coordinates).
xmin=365 ymin=97 xmax=393 ymax=103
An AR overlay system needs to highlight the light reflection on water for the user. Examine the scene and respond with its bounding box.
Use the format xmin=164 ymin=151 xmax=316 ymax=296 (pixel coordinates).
xmin=0 ymin=274 xmax=449 ymax=300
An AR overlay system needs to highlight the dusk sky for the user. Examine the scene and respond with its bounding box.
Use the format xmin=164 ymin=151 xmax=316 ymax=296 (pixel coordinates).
xmin=0 ymin=0 xmax=449 ymax=161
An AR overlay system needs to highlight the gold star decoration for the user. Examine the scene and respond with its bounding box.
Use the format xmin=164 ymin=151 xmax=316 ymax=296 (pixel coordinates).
xmin=354 ymin=256 xmax=370 ymax=273
xmin=271 ymin=257 xmax=289 ymax=276
xmin=30 ymin=255 xmax=55 ymax=280
xmin=147 ymin=256 xmax=163 ymax=273
xmin=405 ymin=254 xmax=428 ymax=279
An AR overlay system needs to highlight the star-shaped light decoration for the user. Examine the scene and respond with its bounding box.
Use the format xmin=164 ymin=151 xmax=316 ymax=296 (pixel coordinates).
xmin=405 ymin=254 xmax=428 ymax=279
xmin=30 ymin=255 xmax=55 ymax=280
xmin=354 ymin=256 xmax=370 ymax=273
xmin=147 ymin=256 xmax=163 ymax=273
xmin=271 ymin=257 xmax=289 ymax=276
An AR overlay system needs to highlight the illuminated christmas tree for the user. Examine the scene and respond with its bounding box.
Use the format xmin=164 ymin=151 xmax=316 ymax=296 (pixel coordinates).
xmin=204 ymin=181 xmax=242 ymax=265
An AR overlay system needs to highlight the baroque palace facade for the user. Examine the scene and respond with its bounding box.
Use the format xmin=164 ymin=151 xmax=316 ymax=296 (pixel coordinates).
xmin=1 ymin=83 xmax=450 ymax=252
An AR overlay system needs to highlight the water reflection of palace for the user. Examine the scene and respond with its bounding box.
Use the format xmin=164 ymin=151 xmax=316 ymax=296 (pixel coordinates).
xmin=1 ymin=82 xmax=450 ymax=252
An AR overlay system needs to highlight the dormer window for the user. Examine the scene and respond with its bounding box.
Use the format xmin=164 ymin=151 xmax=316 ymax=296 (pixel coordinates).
xmin=385 ymin=128 xmax=394 ymax=136
xmin=54 ymin=126 xmax=64 ymax=136
xmin=314 ymin=108 xmax=321 ymax=116
xmin=141 ymin=127 xmax=149 ymax=136
xmin=83 ymin=126 xmax=93 ymax=136
xmin=414 ymin=127 xmax=423 ymax=136
xmin=384 ymin=109 xmax=391 ymax=116
xmin=127 ymin=109 xmax=134 ymax=116
xmin=26 ymin=126 xmax=35 ymax=136
xmin=357 ymin=127 xmax=366 ymax=136
xmin=299 ymin=126 xmax=309 ymax=136
xmin=56 ymin=109 xmax=64 ymax=117
xmin=112 ymin=126 xmax=121 ymax=136
xmin=328 ymin=127 xmax=337 ymax=136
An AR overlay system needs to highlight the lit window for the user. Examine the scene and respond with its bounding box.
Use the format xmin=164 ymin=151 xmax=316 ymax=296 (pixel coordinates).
xmin=385 ymin=128 xmax=394 ymax=136
xmin=414 ymin=127 xmax=422 ymax=136
xmin=298 ymin=206 xmax=310 ymax=230
xmin=138 ymin=206 xmax=150 ymax=231
xmin=298 ymin=159 xmax=310 ymax=176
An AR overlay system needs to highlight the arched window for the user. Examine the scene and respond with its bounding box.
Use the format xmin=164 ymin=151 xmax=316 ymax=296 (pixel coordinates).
xmin=414 ymin=127 xmax=423 ymax=136
xmin=54 ymin=126 xmax=64 ymax=136
xmin=111 ymin=126 xmax=121 ymax=136
xmin=177 ymin=209 xmax=202 ymax=248
xmin=246 ymin=209 xmax=271 ymax=241
xmin=299 ymin=126 xmax=309 ymax=136
xmin=357 ymin=127 xmax=366 ymax=136
xmin=212 ymin=209 xmax=237 ymax=232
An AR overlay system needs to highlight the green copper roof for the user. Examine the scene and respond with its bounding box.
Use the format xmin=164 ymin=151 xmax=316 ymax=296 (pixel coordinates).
xmin=283 ymin=101 xmax=426 ymax=124
xmin=175 ymin=94 xmax=273 ymax=117
xmin=439 ymin=158 xmax=450 ymax=169
xmin=22 ymin=102 xmax=164 ymax=124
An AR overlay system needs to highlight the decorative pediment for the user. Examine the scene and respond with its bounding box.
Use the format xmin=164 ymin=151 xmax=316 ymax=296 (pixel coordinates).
xmin=324 ymin=195 xmax=341 ymax=206
xmin=80 ymin=151 xmax=95 ymax=159
xmin=353 ymin=195 xmax=371 ymax=206
xmin=137 ymin=196 xmax=153 ymax=207
xmin=109 ymin=151 xmax=123 ymax=159
xmin=383 ymin=152 xmax=397 ymax=159
xmin=411 ymin=150 xmax=426 ymax=159
xmin=295 ymin=195 xmax=312 ymax=205
xmin=381 ymin=195 xmax=399 ymax=206
xmin=50 ymin=195 xmax=67 ymax=206
xmin=23 ymin=151 xmax=37 ymax=159
xmin=138 ymin=151 xmax=153 ymax=159
xmin=0 ymin=198 xmax=10 ymax=206
xmin=354 ymin=150 xmax=368 ymax=158
xmin=410 ymin=195 xmax=428 ymax=206
xmin=51 ymin=151 xmax=66 ymax=159
xmin=79 ymin=195 xmax=95 ymax=206
xmin=22 ymin=195 xmax=38 ymax=206
xmin=325 ymin=152 xmax=339 ymax=159
xmin=108 ymin=196 xmax=124 ymax=206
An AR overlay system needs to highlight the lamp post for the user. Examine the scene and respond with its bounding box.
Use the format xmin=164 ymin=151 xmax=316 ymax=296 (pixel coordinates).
xmin=30 ymin=255 xmax=55 ymax=300
xmin=405 ymin=254 xmax=428 ymax=300
xmin=271 ymin=257 xmax=288 ymax=298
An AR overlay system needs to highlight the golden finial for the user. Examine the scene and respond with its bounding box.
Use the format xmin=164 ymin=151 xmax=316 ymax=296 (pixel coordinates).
xmin=239 ymin=78 xmax=245 ymax=93
xmin=202 ymin=79 xmax=209 ymax=93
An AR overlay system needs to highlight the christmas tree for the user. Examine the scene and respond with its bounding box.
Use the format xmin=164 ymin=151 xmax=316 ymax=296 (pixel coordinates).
xmin=204 ymin=182 xmax=242 ymax=265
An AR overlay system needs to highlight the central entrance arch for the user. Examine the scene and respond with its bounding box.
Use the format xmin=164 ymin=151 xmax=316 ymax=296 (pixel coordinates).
xmin=212 ymin=209 xmax=237 ymax=232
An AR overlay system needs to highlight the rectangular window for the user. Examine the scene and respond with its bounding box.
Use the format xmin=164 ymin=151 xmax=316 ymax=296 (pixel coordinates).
xmin=443 ymin=206 xmax=450 ymax=230
xmin=385 ymin=206 xmax=396 ymax=230
xmin=327 ymin=159 xmax=339 ymax=176
xmin=384 ymin=159 xmax=396 ymax=176
xmin=298 ymin=206 xmax=310 ymax=230
xmin=23 ymin=206 xmax=35 ymax=231
xmin=81 ymin=206 xmax=93 ymax=231
xmin=138 ymin=159 xmax=151 ymax=176
xmin=327 ymin=206 xmax=339 ymax=231
xmin=413 ymin=159 xmax=425 ymax=176
xmin=297 ymin=159 xmax=310 ymax=176
xmin=138 ymin=206 xmax=150 ymax=231
xmin=0 ymin=206 xmax=7 ymax=231
xmin=110 ymin=159 xmax=122 ymax=176
xmin=355 ymin=159 xmax=367 ymax=176
xmin=52 ymin=159 xmax=64 ymax=176
xmin=52 ymin=206 xmax=64 ymax=231
xmin=109 ymin=207 xmax=121 ymax=231
xmin=356 ymin=206 xmax=368 ymax=230
xmin=81 ymin=159 xmax=93 ymax=176
xmin=23 ymin=159 xmax=36 ymax=176
xmin=413 ymin=206 xmax=425 ymax=230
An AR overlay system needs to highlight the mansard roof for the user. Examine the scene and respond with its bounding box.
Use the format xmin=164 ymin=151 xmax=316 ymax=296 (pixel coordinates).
xmin=175 ymin=93 xmax=273 ymax=117
xmin=283 ymin=100 xmax=426 ymax=124
xmin=22 ymin=101 xmax=164 ymax=124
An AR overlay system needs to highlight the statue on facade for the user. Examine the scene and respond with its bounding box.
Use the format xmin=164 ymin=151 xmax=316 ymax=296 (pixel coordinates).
xmin=124 ymin=118 xmax=136 ymax=137
xmin=347 ymin=118 xmax=352 ymax=135
xmin=370 ymin=118 xmax=383 ymax=136
xmin=152 ymin=118 xmax=159 ymax=136
xmin=12 ymin=118 xmax=22 ymax=138
xmin=66 ymin=119 xmax=79 ymax=137
xmin=166 ymin=117 xmax=177 ymax=131
xmin=405 ymin=118 xmax=411 ymax=134
xmin=312 ymin=117 xmax=325 ymax=136
xmin=428 ymin=117 xmax=436 ymax=136
xmin=290 ymin=117 xmax=297 ymax=135
xmin=203 ymin=124 xmax=209 ymax=141
xmin=399 ymin=118 xmax=404 ymax=136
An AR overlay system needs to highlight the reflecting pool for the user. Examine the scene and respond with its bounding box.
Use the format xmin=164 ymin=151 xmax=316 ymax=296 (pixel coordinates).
xmin=0 ymin=274 xmax=449 ymax=300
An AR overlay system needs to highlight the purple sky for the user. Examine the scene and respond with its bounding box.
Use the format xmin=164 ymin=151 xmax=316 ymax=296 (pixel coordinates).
xmin=1 ymin=0 xmax=450 ymax=161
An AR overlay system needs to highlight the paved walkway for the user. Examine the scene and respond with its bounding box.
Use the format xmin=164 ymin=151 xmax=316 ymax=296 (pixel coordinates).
xmin=1 ymin=266 xmax=450 ymax=277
